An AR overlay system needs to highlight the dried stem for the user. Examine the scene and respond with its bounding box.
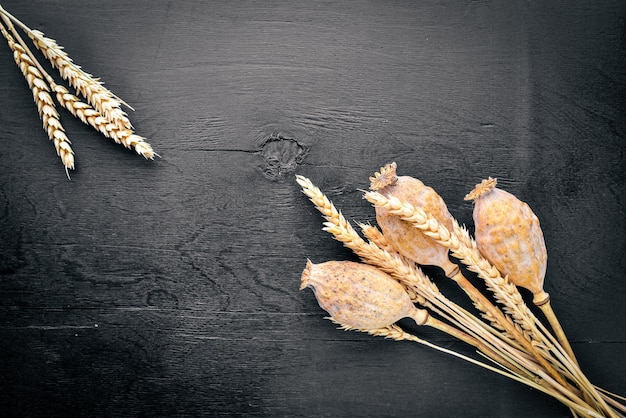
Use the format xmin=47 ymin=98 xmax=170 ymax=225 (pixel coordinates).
xmin=539 ymin=300 xmax=578 ymax=366
xmin=330 ymin=317 xmax=604 ymax=417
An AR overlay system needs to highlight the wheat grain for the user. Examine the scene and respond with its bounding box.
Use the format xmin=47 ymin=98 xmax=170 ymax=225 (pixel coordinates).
xmin=1 ymin=23 xmax=74 ymax=176
xmin=330 ymin=319 xmax=423 ymax=343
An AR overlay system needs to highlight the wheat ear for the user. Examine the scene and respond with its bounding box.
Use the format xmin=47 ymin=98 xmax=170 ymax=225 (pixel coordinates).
xmin=27 ymin=29 xmax=133 ymax=130
xmin=0 ymin=21 xmax=74 ymax=176
xmin=52 ymin=84 xmax=155 ymax=159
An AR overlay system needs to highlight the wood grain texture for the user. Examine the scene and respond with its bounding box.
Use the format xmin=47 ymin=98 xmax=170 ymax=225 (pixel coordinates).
xmin=0 ymin=1 xmax=624 ymax=416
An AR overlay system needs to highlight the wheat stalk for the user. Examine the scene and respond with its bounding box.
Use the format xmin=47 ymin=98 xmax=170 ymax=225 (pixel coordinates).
xmin=1 ymin=21 xmax=74 ymax=176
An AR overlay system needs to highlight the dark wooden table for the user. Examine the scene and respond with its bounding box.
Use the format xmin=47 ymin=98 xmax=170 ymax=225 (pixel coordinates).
xmin=1 ymin=1 xmax=624 ymax=416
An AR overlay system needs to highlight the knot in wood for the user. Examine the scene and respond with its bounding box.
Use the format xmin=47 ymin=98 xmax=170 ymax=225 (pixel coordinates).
xmin=259 ymin=133 xmax=308 ymax=181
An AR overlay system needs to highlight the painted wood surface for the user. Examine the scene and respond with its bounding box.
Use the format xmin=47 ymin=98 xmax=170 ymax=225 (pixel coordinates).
xmin=0 ymin=1 xmax=624 ymax=416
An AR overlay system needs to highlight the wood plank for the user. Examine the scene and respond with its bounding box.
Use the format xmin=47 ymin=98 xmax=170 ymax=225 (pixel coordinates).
xmin=0 ymin=0 xmax=624 ymax=416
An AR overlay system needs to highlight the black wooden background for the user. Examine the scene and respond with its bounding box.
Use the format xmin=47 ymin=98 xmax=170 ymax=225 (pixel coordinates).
xmin=1 ymin=1 xmax=624 ymax=417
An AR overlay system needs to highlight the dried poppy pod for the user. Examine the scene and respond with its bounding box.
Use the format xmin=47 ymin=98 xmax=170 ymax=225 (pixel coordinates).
xmin=301 ymin=260 xmax=516 ymax=361
xmin=369 ymin=162 xmax=460 ymax=277
xmin=300 ymin=260 xmax=429 ymax=329
xmin=464 ymin=177 xmax=549 ymax=305
xmin=465 ymin=178 xmax=577 ymax=362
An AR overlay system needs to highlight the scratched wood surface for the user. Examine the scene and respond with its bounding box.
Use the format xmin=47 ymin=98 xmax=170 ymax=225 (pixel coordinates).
xmin=0 ymin=1 xmax=624 ymax=416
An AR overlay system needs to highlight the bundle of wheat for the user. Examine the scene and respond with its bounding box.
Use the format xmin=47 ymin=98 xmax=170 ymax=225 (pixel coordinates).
xmin=0 ymin=5 xmax=156 ymax=178
xmin=297 ymin=165 xmax=625 ymax=417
